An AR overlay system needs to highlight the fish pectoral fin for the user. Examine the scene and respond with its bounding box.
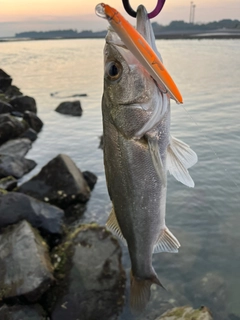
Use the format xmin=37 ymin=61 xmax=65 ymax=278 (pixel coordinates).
xmin=147 ymin=136 xmax=166 ymax=187
xmin=106 ymin=208 xmax=127 ymax=246
xmin=170 ymin=136 xmax=198 ymax=169
xmin=167 ymin=136 xmax=197 ymax=188
xmin=153 ymin=227 xmax=180 ymax=253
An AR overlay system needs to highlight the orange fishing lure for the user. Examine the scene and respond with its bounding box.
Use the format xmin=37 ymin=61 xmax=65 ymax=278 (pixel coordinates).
xmin=96 ymin=3 xmax=183 ymax=104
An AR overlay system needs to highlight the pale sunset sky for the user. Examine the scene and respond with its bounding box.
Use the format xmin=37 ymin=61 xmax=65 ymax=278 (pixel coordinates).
xmin=0 ymin=0 xmax=240 ymax=37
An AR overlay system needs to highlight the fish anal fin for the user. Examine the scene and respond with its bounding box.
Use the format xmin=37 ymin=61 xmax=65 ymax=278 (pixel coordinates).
xmin=106 ymin=208 xmax=127 ymax=246
xmin=153 ymin=227 xmax=180 ymax=254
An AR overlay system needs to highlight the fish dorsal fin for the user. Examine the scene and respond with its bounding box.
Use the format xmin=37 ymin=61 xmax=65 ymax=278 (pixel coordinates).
xmin=147 ymin=135 xmax=166 ymax=187
xmin=167 ymin=136 xmax=197 ymax=188
xmin=153 ymin=227 xmax=180 ymax=253
xmin=106 ymin=208 xmax=127 ymax=245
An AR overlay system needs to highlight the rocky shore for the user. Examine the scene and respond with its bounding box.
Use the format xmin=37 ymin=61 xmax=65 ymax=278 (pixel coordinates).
xmin=0 ymin=68 xmax=234 ymax=319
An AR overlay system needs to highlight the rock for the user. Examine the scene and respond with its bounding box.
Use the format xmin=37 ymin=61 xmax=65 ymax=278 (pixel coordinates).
xmin=64 ymin=202 xmax=86 ymax=223
xmin=4 ymin=85 xmax=23 ymax=99
xmin=0 ymin=100 xmax=13 ymax=114
xmin=46 ymin=224 xmax=125 ymax=320
xmin=17 ymin=154 xmax=90 ymax=209
xmin=10 ymin=110 xmax=24 ymax=117
xmin=23 ymin=110 xmax=43 ymax=133
xmin=0 ymin=192 xmax=64 ymax=236
xmin=10 ymin=95 xmax=37 ymax=114
xmin=83 ymin=171 xmax=97 ymax=191
xmin=0 ymin=114 xmax=28 ymax=145
xmin=0 ymin=154 xmax=36 ymax=179
xmin=0 ymin=176 xmax=17 ymax=191
xmin=0 ymin=304 xmax=46 ymax=320
xmin=0 ymin=121 xmax=17 ymax=145
xmin=55 ymin=100 xmax=82 ymax=116
xmin=0 ymin=69 xmax=12 ymax=91
xmin=0 ymin=220 xmax=54 ymax=302
xmin=0 ymin=138 xmax=32 ymax=157
xmin=99 ymin=134 xmax=103 ymax=149
xmin=20 ymin=127 xmax=38 ymax=142
xmin=156 ymin=306 xmax=213 ymax=320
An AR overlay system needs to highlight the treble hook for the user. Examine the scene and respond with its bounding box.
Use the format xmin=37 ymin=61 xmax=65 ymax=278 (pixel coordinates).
xmin=122 ymin=0 xmax=166 ymax=19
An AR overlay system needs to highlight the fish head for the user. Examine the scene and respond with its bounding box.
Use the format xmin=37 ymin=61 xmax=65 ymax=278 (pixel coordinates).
xmin=104 ymin=30 xmax=156 ymax=106
xmin=103 ymin=5 xmax=169 ymax=138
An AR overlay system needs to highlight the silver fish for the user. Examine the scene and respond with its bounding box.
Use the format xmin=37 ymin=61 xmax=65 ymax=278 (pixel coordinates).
xmin=101 ymin=5 xmax=197 ymax=312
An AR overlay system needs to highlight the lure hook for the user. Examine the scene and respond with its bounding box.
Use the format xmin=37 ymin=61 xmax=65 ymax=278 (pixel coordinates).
xmin=122 ymin=0 xmax=166 ymax=19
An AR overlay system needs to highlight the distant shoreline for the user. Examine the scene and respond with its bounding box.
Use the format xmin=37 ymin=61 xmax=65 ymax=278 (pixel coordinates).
xmin=1 ymin=31 xmax=240 ymax=42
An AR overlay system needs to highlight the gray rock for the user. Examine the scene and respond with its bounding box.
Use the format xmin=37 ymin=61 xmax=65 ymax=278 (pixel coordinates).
xmin=0 ymin=304 xmax=46 ymax=320
xmin=20 ymin=128 xmax=38 ymax=142
xmin=4 ymin=85 xmax=23 ymax=99
xmin=47 ymin=224 xmax=126 ymax=320
xmin=82 ymin=170 xmax=97 ymax=191
xmin=23 ymin=111 xmax=43 ymax=133
xmin=155 ymin=306 xmax=213 ymax=320
xmin=0 ymin=154 xmax=36 ymax=179
xmin=64 ymin=202 xmax=86 ymax=224
xmin=0 ymin=192 xmax=64 ymax=235
xmin=0 ymin=138 xmax=32 ymax=157
xmin=99 ymin=134 xmax=103 ymax=149
xmin=17 ymin=154 xmax=90 ymax=209
xmin=0 ymin=114 xmax=28 ymax=145
xmin=0 ymin=69 xmax=12 ymax=91
xmin=0 ymin=176 xmax=17 ymax=191
xmin=0 ymin=100 xmax=13 ymax=114
xmin=55 ymin=100 xmax=82 ymax=116
xmin=0 ymin=220 xmax=54 ymax=301
xmin=0 ymin=122 xmax=17 ymax=145
xmin=10 ymin=95 xmax=37 ymax=114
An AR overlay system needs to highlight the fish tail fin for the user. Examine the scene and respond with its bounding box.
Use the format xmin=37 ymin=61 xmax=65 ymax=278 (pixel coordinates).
xmin=130 ymin=270 xmax=164 ymax=313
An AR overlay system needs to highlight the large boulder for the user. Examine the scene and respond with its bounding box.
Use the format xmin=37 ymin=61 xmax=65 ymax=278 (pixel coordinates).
xmin=0 ymin=192 xmax=64 ymax=236
xmin=46 ymin=224 xmax=126 ymax=320
xmin=0 ymin=154 xmax=36 ymax=179
xmin=23 ymin=110 xmax=43 ymax=133
xmin=156 ymin=306 xmax=213 ymax=320
xmin=0 ymin=69 xmax=12 ymax=91
xmin=10 ymin=95 xmax=37 ymax=114
xmin=0 ymin=220 xmax=54 ymax=302
xmin=17 ymin=154 xmax=90 ymax=208
xmin=0 ymin=304 xmax=46 ymax=320
xmin=55 ymin=100 xmax=82 ymax=116
xmin=0 ymin=138 xmax=32 ymax=157
xmin=0 ymin=100 xmax=13 ymax=114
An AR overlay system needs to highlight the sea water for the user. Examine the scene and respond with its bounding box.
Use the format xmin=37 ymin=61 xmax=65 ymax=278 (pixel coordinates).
xmin=1 ymin=38 xmax=240 ymax=319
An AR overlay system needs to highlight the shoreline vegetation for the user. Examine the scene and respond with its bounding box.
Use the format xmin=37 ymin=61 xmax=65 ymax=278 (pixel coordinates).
xmin=1 ymin=19 xmax=240 ymax=42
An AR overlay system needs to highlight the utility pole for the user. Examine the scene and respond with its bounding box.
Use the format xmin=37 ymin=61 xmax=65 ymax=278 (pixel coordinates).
xmin=192 ymin=4 xmax=196 ymax=24
xmin=189 ymin=2 xmax=193 ymax=23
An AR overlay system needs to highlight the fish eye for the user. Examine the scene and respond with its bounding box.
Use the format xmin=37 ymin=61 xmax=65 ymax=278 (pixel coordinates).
xmin=105 ymin=61 xmax=122 ymax=81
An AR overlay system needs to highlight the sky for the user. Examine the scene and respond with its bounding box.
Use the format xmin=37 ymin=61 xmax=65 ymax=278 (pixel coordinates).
xmin=0 ymin=0 xmax=240 ymax=37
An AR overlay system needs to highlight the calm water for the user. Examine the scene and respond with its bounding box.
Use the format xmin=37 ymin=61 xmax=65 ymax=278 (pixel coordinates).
xmin=1 ymin=39 xmax=240 ymax=319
